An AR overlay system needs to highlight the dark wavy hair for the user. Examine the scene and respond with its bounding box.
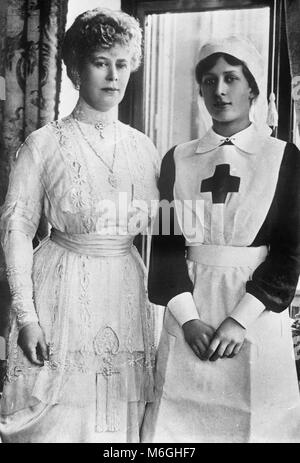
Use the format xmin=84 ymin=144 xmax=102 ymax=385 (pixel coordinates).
xmin=62 ymin=8 xmax=142 ymax=86
xmin=195 ymin=52 xmax=259 ymax=99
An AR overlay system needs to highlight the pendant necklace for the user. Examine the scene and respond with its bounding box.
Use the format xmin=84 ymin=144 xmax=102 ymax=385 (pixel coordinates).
xmin=74 ymin=117 xmax=119 ymax=189
xmin=72 ymin=104 xmax=113 ymax=139
xmin=94 ymin=121 xmax=107 ymax=139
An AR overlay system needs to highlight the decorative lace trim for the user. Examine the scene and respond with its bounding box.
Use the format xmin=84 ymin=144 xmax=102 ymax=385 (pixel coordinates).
xmin=78 ymin=256 xmax=92 ymax=351
xmin=50 ymin=119 xmax=92 ymax=213
xmin=4 ymin=348 xmax=151 ymax=382
xmin=6 ymin=265 xmax=38 ymax=326
xmin=128 ymin=129 xmax=147 ymax=201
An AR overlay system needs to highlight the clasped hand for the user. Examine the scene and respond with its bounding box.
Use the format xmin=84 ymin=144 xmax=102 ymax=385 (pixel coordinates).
xmin=182 ymin=317 xmax=246 ymax=361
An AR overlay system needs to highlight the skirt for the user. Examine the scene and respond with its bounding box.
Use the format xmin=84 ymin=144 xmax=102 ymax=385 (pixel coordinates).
xmin=142 ymin=245 xmax=300 ymax=443
xmin=0 ymin=235 xmax=155 ymax=443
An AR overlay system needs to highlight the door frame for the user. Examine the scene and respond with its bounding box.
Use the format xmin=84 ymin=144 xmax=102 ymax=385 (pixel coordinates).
xmin=120 ymin=0 xmax=291 ymax=140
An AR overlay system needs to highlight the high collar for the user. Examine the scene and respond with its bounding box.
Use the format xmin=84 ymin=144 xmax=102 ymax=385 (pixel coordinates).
xmin=195 ymin=123 xmax=269 ymax=155
xmin=71 ymin=97 xmax=117 ymax=125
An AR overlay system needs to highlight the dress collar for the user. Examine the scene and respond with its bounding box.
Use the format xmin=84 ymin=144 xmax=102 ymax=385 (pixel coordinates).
xmin=71 ymin=97 xmax=117 ymax=126
xmin=195 ymin=123 xmax=268 ymax=155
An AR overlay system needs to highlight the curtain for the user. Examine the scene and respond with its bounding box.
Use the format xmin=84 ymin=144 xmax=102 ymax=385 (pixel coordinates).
xmin=0 ymin=0 xmax=68 ymax=340
xmin=285 ymin=0 xmax=300 ymax=140
xmin=1 ymin=0 xmax=68 ymax=181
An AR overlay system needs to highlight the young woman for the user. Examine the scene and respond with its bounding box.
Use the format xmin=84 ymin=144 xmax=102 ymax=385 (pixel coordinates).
xmin=142 ymin=36 xmax=300 ymax=443
xmin=0 ymin=8 xmax=159 ymax=443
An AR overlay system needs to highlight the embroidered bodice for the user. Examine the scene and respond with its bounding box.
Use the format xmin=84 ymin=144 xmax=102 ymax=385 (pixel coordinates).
xmin=0 ymin=103 xmax=160 ymax=329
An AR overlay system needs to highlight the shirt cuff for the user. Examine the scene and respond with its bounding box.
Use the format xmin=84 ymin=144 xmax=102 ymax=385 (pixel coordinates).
xmin=13 ymin=303 xmax=39 ymax=330
xmin=168 ymin=292 xmax=200 ymax=326
xmin=230 ymin=292 xmax=265 ymax=329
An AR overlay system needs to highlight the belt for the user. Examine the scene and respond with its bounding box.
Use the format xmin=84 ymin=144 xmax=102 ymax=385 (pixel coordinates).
xmin=50 ymin=228 xmax=134 ymax=257
xmin=187 ymin=244 xmax=268 ymax=268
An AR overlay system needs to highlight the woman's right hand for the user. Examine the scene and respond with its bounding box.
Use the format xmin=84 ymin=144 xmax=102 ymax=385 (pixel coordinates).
xmin=18 ymin=322 xmax=49 ymax=366
xmin=182 ymin=319 xmax=215 ymax=360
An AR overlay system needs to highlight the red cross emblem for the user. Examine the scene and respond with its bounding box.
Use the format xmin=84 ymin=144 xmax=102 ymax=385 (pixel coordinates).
xmin=200 ymin=164 xmax=240 ymax=204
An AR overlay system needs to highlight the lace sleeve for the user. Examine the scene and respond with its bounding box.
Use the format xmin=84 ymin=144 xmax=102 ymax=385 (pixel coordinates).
xmin=0 ymin=135 xmax=45 ymax=329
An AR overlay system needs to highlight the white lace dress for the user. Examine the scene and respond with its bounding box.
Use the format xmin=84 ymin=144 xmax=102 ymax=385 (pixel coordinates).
xmin=0 ymin=112 xmax=159 ymax=443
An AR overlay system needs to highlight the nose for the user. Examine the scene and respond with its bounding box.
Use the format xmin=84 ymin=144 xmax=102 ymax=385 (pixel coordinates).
xmin=107 ymin=64 xmax=118 ymax=81
xmin=214 ymin=78 xmax=227 ymax=97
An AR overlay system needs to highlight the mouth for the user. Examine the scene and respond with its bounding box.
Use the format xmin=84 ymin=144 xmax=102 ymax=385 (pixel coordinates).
xmin=213 ymin=102 xmax=231 ymax=109
xmin=102 ymin=88 xmax=120 ymax=92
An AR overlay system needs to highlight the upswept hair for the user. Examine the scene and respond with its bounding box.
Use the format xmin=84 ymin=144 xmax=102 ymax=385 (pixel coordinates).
xmin=62 ymin=8 xmax=142 ymax=85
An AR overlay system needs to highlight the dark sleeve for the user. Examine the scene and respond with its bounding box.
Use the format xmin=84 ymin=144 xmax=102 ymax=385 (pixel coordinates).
xmin=247 ymin=142 xmax=300 ymax=312
xmin=148 ymin=147 xmax=193 ymax=306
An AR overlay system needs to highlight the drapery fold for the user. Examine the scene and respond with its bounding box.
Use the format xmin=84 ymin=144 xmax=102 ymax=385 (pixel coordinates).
xmin=0 ymin=0 xmax=68 ymax=341
xmin=1 ymin=0 xmax=68 ymax=173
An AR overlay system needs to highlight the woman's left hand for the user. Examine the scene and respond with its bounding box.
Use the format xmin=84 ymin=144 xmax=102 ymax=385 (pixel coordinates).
xmin=204 ymin=317 xmax=246 ymax=361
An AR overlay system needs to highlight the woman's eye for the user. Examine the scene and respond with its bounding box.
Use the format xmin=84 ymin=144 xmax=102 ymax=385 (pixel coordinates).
xmin=225 ymin=75 xmax=237 ymax=83
xmin=117 ymin=63 xmax=128 ymax=69
xmin=203 ymin=78 xmax=215 ymax=86
xmin=94 ymin=61 xmax=107 ymax=68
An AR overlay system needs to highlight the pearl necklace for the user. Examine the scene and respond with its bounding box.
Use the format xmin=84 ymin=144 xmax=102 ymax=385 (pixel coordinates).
xmin=73 ymin=117 xmax=119 ymax=189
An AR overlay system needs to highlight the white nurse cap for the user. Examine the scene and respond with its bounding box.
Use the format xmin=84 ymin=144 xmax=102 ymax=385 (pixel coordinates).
xmin=197 ymin=35 xmax=277 ymax=133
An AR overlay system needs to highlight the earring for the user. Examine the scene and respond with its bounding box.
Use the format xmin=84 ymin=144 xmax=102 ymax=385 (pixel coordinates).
xmin=72 ymin=69 xmax=81 ymax=90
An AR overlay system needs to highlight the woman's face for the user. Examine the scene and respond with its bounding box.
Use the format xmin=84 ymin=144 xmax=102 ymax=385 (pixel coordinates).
xmin=79 ymin=43 xmax=132 ymax=112
xmin=200 ymin=56 xmax=254 ymax=130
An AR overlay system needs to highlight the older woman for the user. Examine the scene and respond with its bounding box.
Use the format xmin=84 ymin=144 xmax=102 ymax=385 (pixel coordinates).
xmin=142 ymin=36 xmax=300 ymax=443
xmin=0 ymin=8 xmax=159 ymax=443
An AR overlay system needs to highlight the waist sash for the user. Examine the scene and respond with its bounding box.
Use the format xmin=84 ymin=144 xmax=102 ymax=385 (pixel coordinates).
xmin=51 ymin=228 xmax=134 ymax=257
xmin=187 ymin=244 xmax=268 ymax=268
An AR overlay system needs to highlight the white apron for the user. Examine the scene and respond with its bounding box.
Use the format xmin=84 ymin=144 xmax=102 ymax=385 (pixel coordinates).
xmin=142 ymin=245 xmax=300 ymax=443
xmin=142 ymin=125 xmax=300 ymax=443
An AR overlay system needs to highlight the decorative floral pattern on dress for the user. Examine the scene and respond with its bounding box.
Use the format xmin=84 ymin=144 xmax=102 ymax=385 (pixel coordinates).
xmin=1 ymin=113 xmax=159 ymax=432
xmin=50 ymin=118 xmax=92 ymax=213
xmin=128 ymin=129 xmax=146 ymax=201
xmin=5 ymin=348 xmax=154 ymax=377
xmin=78 ymin=256 xmax=92 ymax=352
xmin=134 ymin=248 xmax=156 ymax=370
xmin=123 ymin=258 xmax=135 ymax=355
xmin=47 ymin=254 xmax=64 ymax=370
xmin=94 ymin=327 xmax=121 ymax=376
xmin=5 ymin=319 xmax=21 ymax=383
